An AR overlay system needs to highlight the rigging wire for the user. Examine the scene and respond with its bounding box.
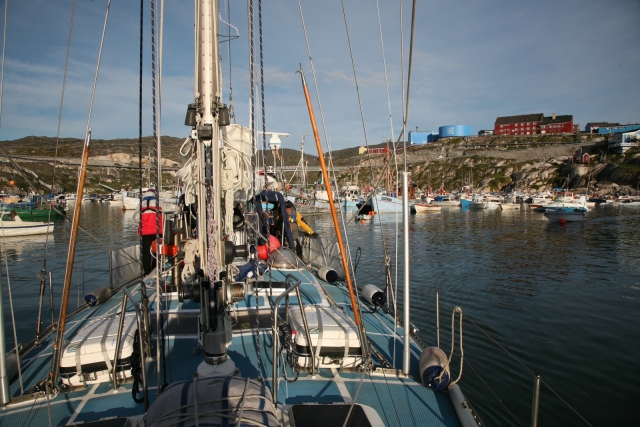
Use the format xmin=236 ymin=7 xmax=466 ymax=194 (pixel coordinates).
xmin=1 ymin=231 xmax=24 ymax=394
xmin=223 ymin=0 xmax=235 ymax=122
xmin=138 ymin=0 xmax=144 ymax=280
xmin=462 ymin=312 xmax=594 ymax=427
xmin=0 ymin=0 xmax=6 ymax=130
xmin=150 ymin=0 xmax=168 ymax=393
xmin=465 ymin=358 xmax=520 ymax=427
xmin=43 ymin=0 xmax=77 ymax=264
xmin=0 ymin=8 xmax=26 ymax=398
xmin=258 ymin=0 xmax=268 ymax=177
xmin=296 ymin=0 xmax=367 ymax=352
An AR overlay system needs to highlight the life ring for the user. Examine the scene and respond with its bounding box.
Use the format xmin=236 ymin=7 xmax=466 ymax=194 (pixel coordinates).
xmin=151 ymin=239 xmax=179 ymax=257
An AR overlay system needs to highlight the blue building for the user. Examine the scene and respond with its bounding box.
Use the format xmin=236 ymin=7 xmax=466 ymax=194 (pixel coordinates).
xmin=597 ymin=124 xmax=640 ymax=134
xmin=439 ymin=125 xmax=472 ymax=138
xmin=408 ymin=131 xmax=436 ymax=145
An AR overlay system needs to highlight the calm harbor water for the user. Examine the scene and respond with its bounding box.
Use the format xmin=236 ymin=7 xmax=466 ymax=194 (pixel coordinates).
xmin=1 ymin=202 xmax=639 ymax=426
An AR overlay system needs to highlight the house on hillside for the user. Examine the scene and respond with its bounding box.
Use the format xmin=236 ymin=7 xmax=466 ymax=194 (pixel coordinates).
xmin=539 ymin=114 xmax=574 ymax=135
xmin=573 ymin=147 xmax=591 ymax=164
xmin=609 ymin=128 xmax=640 ymax=154
xmin=494 ymin=113 xmax=544 ymax=136
xmin=585 ymin=122 xmax=619 ymax=133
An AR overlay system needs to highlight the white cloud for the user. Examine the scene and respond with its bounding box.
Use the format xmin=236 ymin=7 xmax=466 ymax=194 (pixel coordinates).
xmin=0 ymin=0 xmax=638 ymax=148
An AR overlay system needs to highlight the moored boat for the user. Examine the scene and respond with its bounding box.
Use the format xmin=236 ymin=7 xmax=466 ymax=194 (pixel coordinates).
xmin=0 ymin=1 xmax=566 ymax=426
xmin=544 ymin=206 xmax=588 ymax=222
xmin=411 ymin=202 xmax=442 ymax=213
xmin=0 ymin=210 xmax=54 ymax=236
xmin=431 ymin=195 xmax=460 ymax=207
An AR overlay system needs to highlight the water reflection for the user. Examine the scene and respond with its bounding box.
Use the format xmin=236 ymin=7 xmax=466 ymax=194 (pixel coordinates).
xmin=314 ymin=205 xmax=640 ymax=426
xmin=2 ymin=202 xmax=638 ymax=425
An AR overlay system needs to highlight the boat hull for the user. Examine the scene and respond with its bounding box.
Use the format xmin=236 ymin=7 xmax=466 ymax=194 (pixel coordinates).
xmin=544 ymin=209 xmax=587 ymax=222
xmin=0 ymin=222 xmax=54 ymax=236
xmin=412 ymin=203 xmax=441 ymax=213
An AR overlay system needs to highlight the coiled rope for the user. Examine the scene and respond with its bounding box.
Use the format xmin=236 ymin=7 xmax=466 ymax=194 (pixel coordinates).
xmin=131 ymin=332 xmax=144 ymax=404
xmin=277 ymin=318 xmax=300 ymax=383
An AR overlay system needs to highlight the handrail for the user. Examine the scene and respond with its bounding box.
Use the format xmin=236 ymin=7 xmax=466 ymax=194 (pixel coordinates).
xmin=112 ymin=279 xmax=145 ymax=392
xmin=121 ymin=285 xmax=149 ymax=410
xmin=271 ymin=274 xmax=316 ymax=407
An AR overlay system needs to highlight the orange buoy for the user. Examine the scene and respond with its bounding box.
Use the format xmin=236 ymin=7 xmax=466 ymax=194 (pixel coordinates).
xmin=9 ymin=180 xmax=14 ymax=186
xmin=361 ymin=219 xmax=365 ymax=224
xmin=559 ymin=218 xmax=566 ymax=225
xmin=257 ymin=235 xmax=281 ymax=260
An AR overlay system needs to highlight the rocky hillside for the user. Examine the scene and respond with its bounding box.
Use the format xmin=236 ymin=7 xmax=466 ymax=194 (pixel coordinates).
xmin=0 ymin=133 xmax=638 ymax=196
xmin=335 ymin=134 xmax=640 ymax=196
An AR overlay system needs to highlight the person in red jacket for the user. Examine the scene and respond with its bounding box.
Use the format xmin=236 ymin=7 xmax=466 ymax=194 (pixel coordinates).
xmin=133 ymin=189 xmax=163 ymax=275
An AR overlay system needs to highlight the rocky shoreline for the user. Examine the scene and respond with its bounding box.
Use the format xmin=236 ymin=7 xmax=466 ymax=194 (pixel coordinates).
xmin=0 ymin=134 xmax=638 ymax=196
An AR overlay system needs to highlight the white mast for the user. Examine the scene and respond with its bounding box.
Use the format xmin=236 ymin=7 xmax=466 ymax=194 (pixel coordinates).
xmin=192 ymin=0 xmax=233 ymax=376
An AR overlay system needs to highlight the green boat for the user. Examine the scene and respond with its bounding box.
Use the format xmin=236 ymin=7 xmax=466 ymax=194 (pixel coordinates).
xmin=0 ymin=205 xmax=64 ymax=220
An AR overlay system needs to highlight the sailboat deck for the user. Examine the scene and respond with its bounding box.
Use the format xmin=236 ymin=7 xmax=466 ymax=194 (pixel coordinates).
xmin=2 ymin=272 xmax=463 ymax=426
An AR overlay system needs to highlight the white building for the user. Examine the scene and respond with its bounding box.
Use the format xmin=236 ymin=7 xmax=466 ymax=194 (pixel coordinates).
xmin=609 ymin=129 xmax=640 ymax=154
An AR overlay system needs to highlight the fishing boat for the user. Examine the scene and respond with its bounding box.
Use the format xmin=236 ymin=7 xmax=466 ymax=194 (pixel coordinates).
xmin=372 ymin=193 xmax=405 ymax=211
xmin=0 ymin=210 xmax=54 ymax=236
xmin=543 ymin=195 xmax=589 ymax=212
xmin=468 ymin=194 xmax=486 ymax=209
xmin=0 ymin=2 xmax=487 ymax=427
xmin=121 ymin=189 xmax=141 ymax=210
xmin=340 ymin=184 xmax=362 ymax=208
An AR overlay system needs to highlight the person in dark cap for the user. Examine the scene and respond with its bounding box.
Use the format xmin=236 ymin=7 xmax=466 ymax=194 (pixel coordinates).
xmin=284 ymin=200 xmax=315 ymax=258
xmin=133 ymin=189 xmax=163 ymax=275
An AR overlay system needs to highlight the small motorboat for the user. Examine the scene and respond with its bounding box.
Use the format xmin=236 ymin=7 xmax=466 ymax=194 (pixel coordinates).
xmin=0 ymin=210 xmax=55 ymax=236
xmin=468 ymin=195 xmax=486 ymax=209
xmin=431 ymin=195 xmax=460 ymax=207
xmin=544 ymin=206 xmax=587 ymax=222
xmin=411 ymin=202 xmax=441 ymax=213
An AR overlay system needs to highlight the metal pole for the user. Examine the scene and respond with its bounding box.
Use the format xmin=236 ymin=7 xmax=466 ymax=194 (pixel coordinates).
xmin=402 ymin=172 xmax=410 ymax=375
xmin=531 ymin=374 xmax=541 ymax=427
xmin=123 ymin=286 xmax=149 ymax=411
xmin=48 ymin=271 xmax=54 ymax=326
xmin=436 ymin=291 xmax=440 ymax=348
xmin=0 ymin=260 xmax=11 ymax=405
xmin=35 ymin=271 xmax=46 ymax=343
xmin=112 ymin=291 xmax=129 ymax=391
xmin=49 ymin=131 xmax=92 ymax=387
xmin=295 ymin=287 xmax=314 ymax=376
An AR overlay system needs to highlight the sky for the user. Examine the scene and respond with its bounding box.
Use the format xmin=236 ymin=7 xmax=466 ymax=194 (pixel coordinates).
xmin=0 ymin=0 xmax=638 ymax=151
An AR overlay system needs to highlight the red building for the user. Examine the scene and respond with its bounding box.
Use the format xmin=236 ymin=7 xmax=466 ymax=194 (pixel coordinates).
xmin=494 ymin=113 xmax=543 ymax=136
xmin=539 ymin=114 xmax=574 ymax=134
xmin=573 ymin=152 xmax=591 ymax=164
xmin=494 ymin=113 xmax=574 ymax=136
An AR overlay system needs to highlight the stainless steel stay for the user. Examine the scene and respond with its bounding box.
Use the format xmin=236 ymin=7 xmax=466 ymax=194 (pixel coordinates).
xmin=271 ymin=274 xmax=315 ymax=406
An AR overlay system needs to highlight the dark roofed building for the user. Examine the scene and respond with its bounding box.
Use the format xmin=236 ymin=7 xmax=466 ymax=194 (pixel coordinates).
xmin=585 ymin=122 xmax=619 ymax=133
xmin=494 ymin=113 xmax=544 ymax=136
xmin=539 ymin=114 xmax=574 ymax=134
